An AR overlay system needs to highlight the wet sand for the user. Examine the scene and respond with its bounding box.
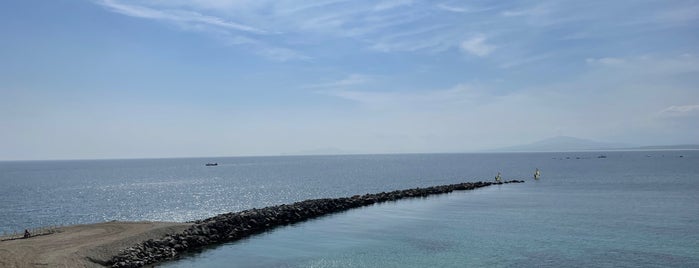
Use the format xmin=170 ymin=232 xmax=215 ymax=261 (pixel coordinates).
xmin=0 ymin=221 xmax=190 ymax=268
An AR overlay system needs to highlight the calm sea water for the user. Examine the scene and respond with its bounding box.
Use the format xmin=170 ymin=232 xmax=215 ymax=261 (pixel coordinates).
xmin=1 ymin=151 xmax=698 ymax=267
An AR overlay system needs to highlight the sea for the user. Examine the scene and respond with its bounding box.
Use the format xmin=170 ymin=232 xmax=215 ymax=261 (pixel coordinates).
xmin=1 ymin=151 xmax=698 ymax=267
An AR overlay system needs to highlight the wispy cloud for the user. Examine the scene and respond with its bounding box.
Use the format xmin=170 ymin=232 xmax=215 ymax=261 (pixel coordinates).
xmin=460 ymin=35 xmax=495 ymax=57
xmin=255 ymin=46 xmax=311 ymax=62
xmin=99 ymin=0 xmax=266 ymax=34
xmin=320 ymin=84 xmax=485 ymax=109
xmin=436 ymin=4 xmax=469 ymax=13
xmin=584 ymin=55 xmax=699 ymax=76
xmin=369 ymin=24 xmax=454 ymax=52
xmin=5 ymin=0 xmax=699 ymax=159
xmin=276 ymin=0 xmax=352 ymax=15
xmin=658 ymin=105 xmax=699 ymax=117
xmin=94 ymin=0 xmax=699 ymax=66
xmin=96 ymin=0 xmax=316 ymax=61
xmin=304 ymin=74 xmax=372 ymax=89
xmin=374 ymin=0 xmax=413 ymax=11
xmin=501 ymin=5 xmax=549 ymax=17
xmin=95 ymin=0 xmax=484 ymax=57
xmin=436 ymin=3 xmax=496 ymax=13
xmin=585 ymin=57 xmax=625 ymax=65
xmin=226 ymin=35 xmax=311 ymax=62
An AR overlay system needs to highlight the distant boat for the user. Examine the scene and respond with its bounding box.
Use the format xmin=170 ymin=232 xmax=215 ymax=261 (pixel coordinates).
xmin=534 ymin=168 xmax=541 ymax=180
xmin=495 ymin=172 xmax=502 ymax=182
xmin=205 ymin=163 xmax=218 ymax=166
xmin=597 ymin=155 xmax=607 ymax=159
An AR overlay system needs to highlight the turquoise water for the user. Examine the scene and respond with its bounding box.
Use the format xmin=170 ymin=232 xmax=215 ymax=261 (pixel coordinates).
xmin=162 ymin=151 xmax=699 ymax=267
xmin=1 ymin=151 xmax=698 ymax=266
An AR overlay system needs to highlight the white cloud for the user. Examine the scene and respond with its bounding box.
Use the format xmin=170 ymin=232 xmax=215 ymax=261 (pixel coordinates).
xmin=436 ymin=4 xmax=469 ymax=13
xmin=369 ymin=24 xmax=453 ymax=52
xmin=501 ymin=5 xmax=549 ymax=17
xmin=658 ymin=105 xmax=699 ymax=117
xmin=585 ymin=57 xmax=625 ymax=65
xmin=584 ymin=55 xmax=699 ymax=77
xmin=374 ymin=0 xmax=413 ymax=11
xmin=304 ymin=74 xmax=372 ymax=89
xmin=436 ymin=3 xmax=495 ymax=13
xmin=460 ymin=35 xmax=495 ymax=57
xmin=313 ymin=83 xmax=585 ymax=151
xmin=95 ymin=0 xmax=699 ymax=66
xmin=256 ymin=47 xmax=311 ymax=62
xmin=96 ymin=0 xmax=480 ymax=57
xmin=276 ymin=0 xmax=352 ymax=15
xmin=322 ymin=90 xmax=399 ymax=106
xmin=320 ymin=84 xmax=484 ymax=109
xmin=99 ymin=0 xmax=266 ymax=34
xmin=311 ymin=54 xmax=699 ymax=149
xmin=97 ymin=0 xmax=317 ymax=61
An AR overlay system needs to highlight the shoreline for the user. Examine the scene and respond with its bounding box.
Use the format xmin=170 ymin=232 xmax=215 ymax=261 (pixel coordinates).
xmin=0 ymin=221 xmax=190 ymax=268
xmin=0 ymin=180 xmax=523 ymax=268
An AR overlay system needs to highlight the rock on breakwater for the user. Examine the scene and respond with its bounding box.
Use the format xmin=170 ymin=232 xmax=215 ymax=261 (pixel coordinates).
xmin=108 ymin=180 xmax=524 ymax=268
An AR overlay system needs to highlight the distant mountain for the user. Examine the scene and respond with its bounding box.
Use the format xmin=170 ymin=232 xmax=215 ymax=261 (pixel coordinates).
xmin=496 ymin=136 xmax=631 ymax=152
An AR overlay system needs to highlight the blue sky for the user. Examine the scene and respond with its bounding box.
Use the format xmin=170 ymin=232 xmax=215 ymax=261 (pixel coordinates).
xmin=1 ymin=0 xmax=698 ymax=160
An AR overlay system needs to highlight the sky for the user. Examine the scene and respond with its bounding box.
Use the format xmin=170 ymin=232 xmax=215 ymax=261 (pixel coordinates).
xmin=1 ymin=0 xmax=698 ymax=160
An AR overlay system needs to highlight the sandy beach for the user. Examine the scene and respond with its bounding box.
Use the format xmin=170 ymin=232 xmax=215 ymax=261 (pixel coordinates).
xmin=0 ymin=221 xmax=190 ymax=268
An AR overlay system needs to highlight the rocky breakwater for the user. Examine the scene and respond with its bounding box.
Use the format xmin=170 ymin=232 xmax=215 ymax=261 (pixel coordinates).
xmin=108 ymin=180 xmax=524 ymax=268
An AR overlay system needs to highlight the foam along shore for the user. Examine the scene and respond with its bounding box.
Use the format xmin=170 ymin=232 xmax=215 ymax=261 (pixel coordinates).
xmin=109 ymin=180 xmax=524 ymax=268
xmin=0 ymin=221 xmax=190 ymax=268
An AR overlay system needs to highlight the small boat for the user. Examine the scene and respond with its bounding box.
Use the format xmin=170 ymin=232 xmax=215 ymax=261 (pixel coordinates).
xmin=534 ymin=168 xmax=541 ymax=180
xmin=495 ymin=172 xmax=502 ymax=182
xmin=597 ymin=155 xmax=607 ymax=159
xmin=205 ymin=163 xmax=218 ymax=166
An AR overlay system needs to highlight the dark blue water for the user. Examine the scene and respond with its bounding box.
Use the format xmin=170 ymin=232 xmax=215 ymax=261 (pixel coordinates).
xmin=1 ymin=151 xmax=698 ymax=267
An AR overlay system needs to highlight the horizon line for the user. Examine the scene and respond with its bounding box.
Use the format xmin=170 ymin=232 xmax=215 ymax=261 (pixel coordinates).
xmin=2 ymin=146 xmax=697 ymax=162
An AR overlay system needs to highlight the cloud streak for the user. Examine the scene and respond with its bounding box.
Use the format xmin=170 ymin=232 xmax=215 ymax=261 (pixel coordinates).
xmin=97 ymin=0 xmax=314 ymax=61
xmin=320 ymin=84 xmax=485 ymax=110
xmin=460 ymin=35 xmax=495 ymax=57
xmin=659 ymin=105 xmax=699 ymax=117
xmin=3 ymin=0 xmax=699 ymax=160
xmin=99 ymin=0 xmax=266 ymax=34
xmin=93 ymin=0 xmax=496 ymax=58
xmin=304 ymin=74 xmax=372 ymax=89
xmin=94 ymin=0 xmax=699 ymax=67
xmin=436 ymin=4 xmax=469 ymax=13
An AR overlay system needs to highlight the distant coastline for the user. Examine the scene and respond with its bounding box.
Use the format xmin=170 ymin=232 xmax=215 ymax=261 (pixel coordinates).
xmin=488 ymin=147 xmax=699 ymax=153
xmin=629 ymin=145 xmax=699 ymax=150
xmin=492 ymin=136 xmax=699 ymax=153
